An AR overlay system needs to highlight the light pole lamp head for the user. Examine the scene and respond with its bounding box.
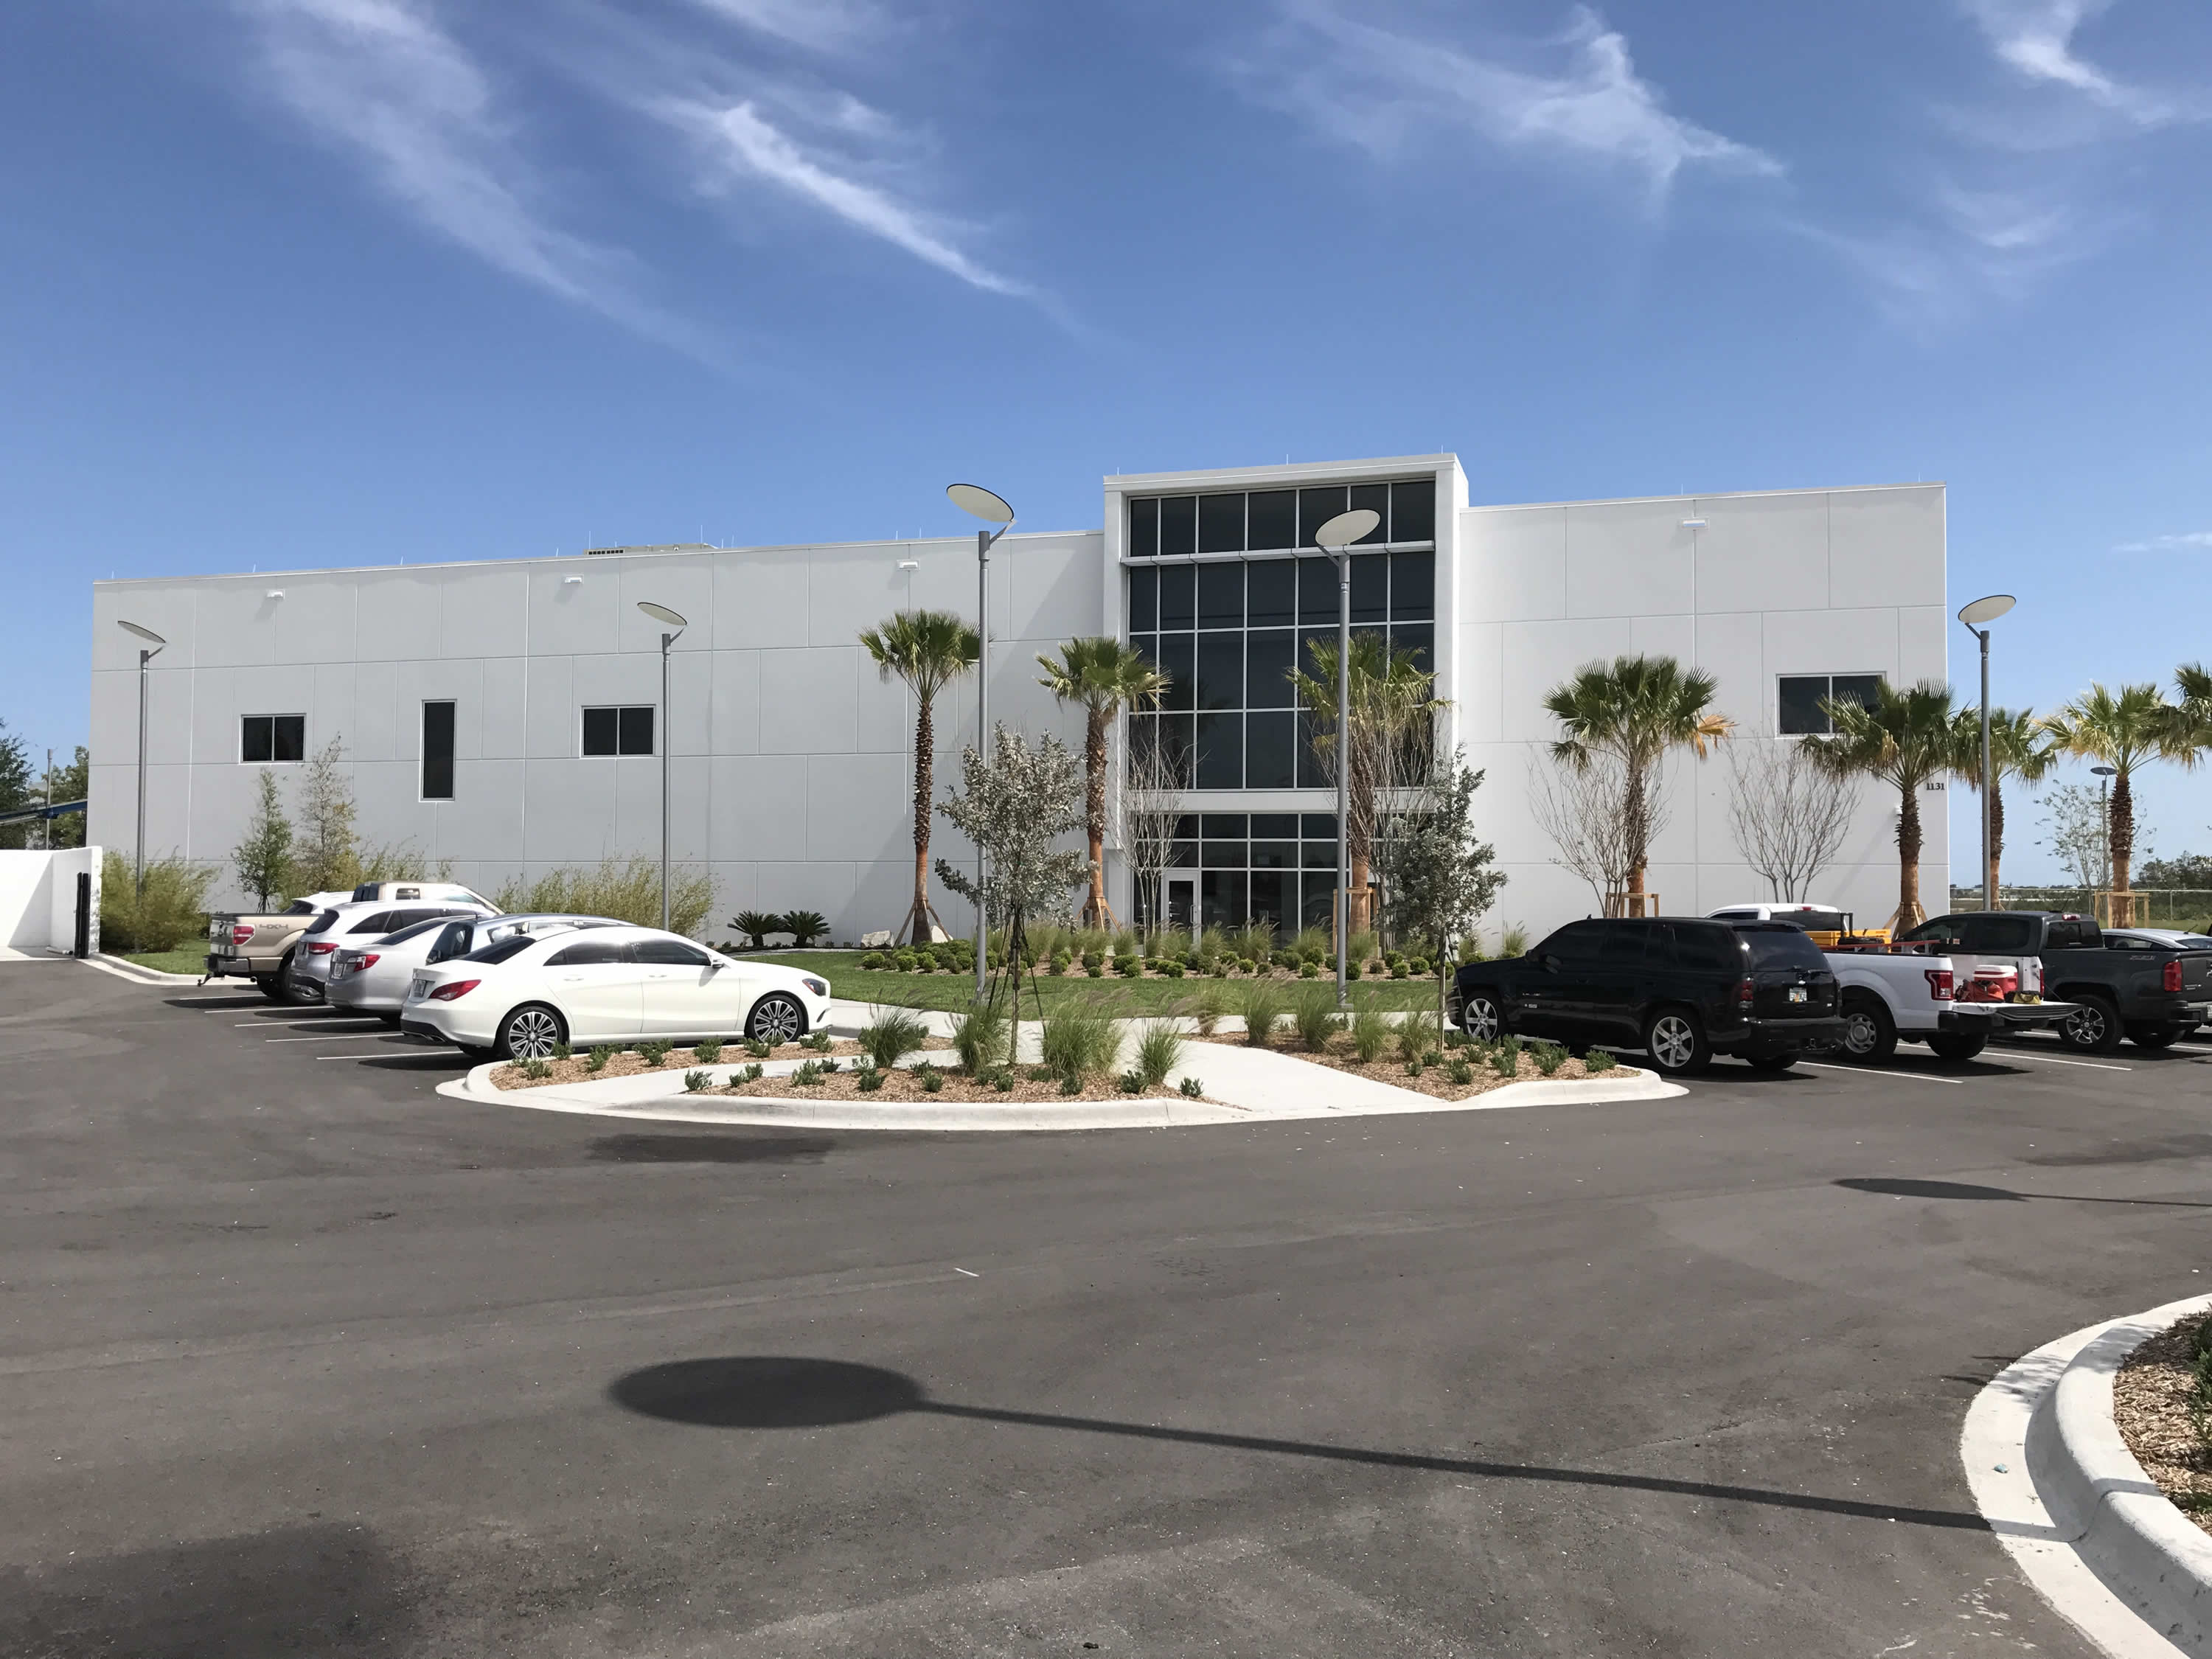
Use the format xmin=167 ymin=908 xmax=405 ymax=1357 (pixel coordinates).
xmin=118 ymin=619 xmax=166 ymax=658
xmin=637 ymin=600 xmax=687 ymax=641
xmin=2092 ymin=765 xmax=2117 ymax=778
xmin=1313 ymin=508 xmax=1380 ymax=555
xmin=946 ymin=483 xmax=1015 ymax=526
xmin=1958 ymin=594 xmax=2015 ymax=629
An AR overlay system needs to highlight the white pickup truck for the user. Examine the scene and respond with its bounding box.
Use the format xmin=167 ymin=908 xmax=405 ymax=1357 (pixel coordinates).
xmin=1823 ymin=948 xmax=2074 ymax=1063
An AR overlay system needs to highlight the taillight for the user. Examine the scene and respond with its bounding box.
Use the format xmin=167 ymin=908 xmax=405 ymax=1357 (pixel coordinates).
xmin=232 ymin=924 xmax=254 ymax=945
xmin=428 ymin=978 xmax=479 ymax=1002
xmin=356 ymin=954 xmax=379 ymax=970
xmin=1736 ymin=977 xmax=1754 ymax=1008
xmin=1924 ymin=968 xmax=1954 ymax=1001
xmin=307 ymin=941 xmax=338 ymax=955
xmin=2165 ymin=959 xmax=2184 ymax=993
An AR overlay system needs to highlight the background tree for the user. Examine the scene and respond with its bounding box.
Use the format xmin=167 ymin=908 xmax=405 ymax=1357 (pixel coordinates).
xmin=0 ymin=717 xmax=32 ymax=849
xmin=230 ymin=768 xmax=295 ymax=908
xmin=1724 ymin=741 xmax=1854 ymax=902
xmin=935 ymin=725 xmax=1090 ymax=1060
xmin=291 ymin=734 xmax=359 ymax=894
xmin=42 ymin=746 xmax=88 ymax=849
xmin=2041 ymin=682 xmax=2190 ymax=926
xmin=2036 ymin=782 xmax=2116 ymax=894
xmin=1801 ymin=679 xmax=1953 ymax=933
xmin=1037 ymin=636 xmax=1166 ymax=930
xmin=1946 ymin=704 xmax=2052 ymax=908
xmin=1377 ymin=754 xmax=1505 ymax=1026
xmin=1290 ymin=635 xmax=1440 ymax=934
xmin=1528 ymin=751 xmax=1641 ymax=917
xmin=860 ymin=609 xmax=979 ymax=946
xmin=1116 ymin=713 xmax=1184 ymax=932
xmin=1542 ymin=655 xmax=1730 ymax=916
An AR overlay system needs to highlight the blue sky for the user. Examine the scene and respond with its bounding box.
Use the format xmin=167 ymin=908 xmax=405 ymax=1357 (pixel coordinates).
xmin=5 ymin=0 xmax=2211 ymax=881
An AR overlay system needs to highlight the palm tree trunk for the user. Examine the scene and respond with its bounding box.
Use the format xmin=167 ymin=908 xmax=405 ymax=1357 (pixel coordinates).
xmin=1084 ymin=705 xmax=1110 ymax=929
xmin=1989 ymin=779 xmax=2006 ymax=911
xmin=1893 ymin=781 xmax=1924 ymax=931
xmin=2112 ymin=768 xmax=2135 ymax=927
xmin=1622 ymin=757 xmax=1649 ymax=916
xmin=906 ymin=695 xmax=936 ymax=945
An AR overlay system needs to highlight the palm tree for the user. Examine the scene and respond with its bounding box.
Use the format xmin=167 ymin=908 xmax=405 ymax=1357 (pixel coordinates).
xmin=2041 ymin=682 xmax=2192 ymax=927
xmin=1947 ymin=705 xmax=2053 ymax=908
xmin=860 ymin=609 xmax=979 ymax=946
xmin=1541 ymin=655 xmax=1731 ymax=916
xmin=1802 ymin=679 xmax=1953 ymax=933
xmin=1291 ymin=635 xmax=1441 ymax=933
xmin=1036 ymin=637 xmax=1169 ymax=928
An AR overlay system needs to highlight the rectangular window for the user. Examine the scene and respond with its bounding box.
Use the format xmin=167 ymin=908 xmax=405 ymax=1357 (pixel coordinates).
xmin=582 ymin=705 xmax=655 ymax=756
xmin=1390 ymin=480 xmax=1434 ymax=544
xmin=1245 ymin=712 xmax=1296 ymax=788
xmin=1197 ymin=492 xmax=1245 ymax=554
xmin=1298 ymin=486 xmax=1349 ymax=548
xmin=1127 ymin=497 xmax=1160 ymax=559
xmin=1127 ymin=565 xmax=1158 ymax=631
xmin=1348 ymin=482 xmax=1390 ymax=543
xmin=1158 ymin=563 xmax=1196 ymax=629
xmin=1389 ymin=550 xmax=1435 ymax=621
xmin=1159 ymin=495 xmax=1198 ymax=557
xmin=1245 ymin=558 xmax=1295 ymax=627
xmin=1197 ymin=633 xmax=1243 ymax=712
xmin=1195 ymin=712 xmax=1242 ymax=790
xmin=1245 ymin=630 xmax=1295 ymax=708
xmin=1248 ymin=490 xmax=1295 ymax=551
xmin=421 ymin=700 xmax=455 ymax=800
xmin=1197 ymin=561 xmax=1244 ymax=629
xmin=1778 ymin=674 xmax=1885 ymax=736
xmin=241 ymin=714 xmax=306 ymax=764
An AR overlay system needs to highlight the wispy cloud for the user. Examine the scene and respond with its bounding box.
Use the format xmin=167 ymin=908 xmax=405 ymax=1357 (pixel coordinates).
xmin=2115 ymin=531 xmax=2212 ymax=553
xmin=684 ymin=0 xmax=886 ymax=56
xmin=661 ymin=94 xmax=1028 ymax=296
xmin=1959 ymin=0 xmax=2183 ymax=123
xmin=235 ymin=0 xmax=697 ymax=346
xmin=1248 ymin=2 xmax=1781 ymax=203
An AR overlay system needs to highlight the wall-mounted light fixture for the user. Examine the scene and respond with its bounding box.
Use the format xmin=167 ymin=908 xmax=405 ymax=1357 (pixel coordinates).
xmin=897 ymin=560 xmax=919 ymax=571
xmin=1680 ymin=518 xmax=1707 ymax=529
xmin=563 ymin=575 xmax=584 ymax=585
xmin=265 ymin=590 xmax=285 ymax=600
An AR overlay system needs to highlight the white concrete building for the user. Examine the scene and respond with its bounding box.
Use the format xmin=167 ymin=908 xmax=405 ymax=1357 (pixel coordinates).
xmin=88 ymin=456 xmax=1948 ymax=942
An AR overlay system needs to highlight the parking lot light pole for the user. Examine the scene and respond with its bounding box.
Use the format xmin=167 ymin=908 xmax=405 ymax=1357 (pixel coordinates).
xmin=2092 ymin=765 xmax=2118 ymax=916
xmin=1313 ymin=509 xmax=1380 ymax=1009
xmin=117 ymin=620 xmax=167 ymax=896
xmin=947 ymin=484 xmax=1015 ymax=1004
xmin=637 ymin=602 xmax=689 ymax=931
xmin=1957 ymin=595 xmax=2016 ymax=911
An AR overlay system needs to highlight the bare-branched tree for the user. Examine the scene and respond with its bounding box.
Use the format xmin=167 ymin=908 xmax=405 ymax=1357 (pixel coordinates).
xmin=1528 ymin=751 xmax=1660 ymax=917
xmin=1116 ymin=715 xmax=1183 ymax=933
xmin=1724 ymin=742 xmax=1855 ymax=902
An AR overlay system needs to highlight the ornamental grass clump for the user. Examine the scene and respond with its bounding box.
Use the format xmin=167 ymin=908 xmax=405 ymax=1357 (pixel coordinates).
xmin=1398 ymin=1009 xmax=1441 ymax=1065
xmin=1350 ymin=1002 xmax=1393 ymax=1065
xmin=1134 ymin=1020 xmax=1185 ymax=1089
xmin=951 ymin=1004 xmax=1008 ymax=1076
xmin=683 ymin=1068 xmax=713 ymax=1093
xmin=521 ymin=1057 xmax=552 ymax=1081
xmin=1040 ymin=1004 xmax=1119 ymax=1082
xmin=1237 ymin=981 xmax=1286 ymax=1047
xmin=1291 ymin=985 xmax=1342 ymax=1053
xmin=858 ymin=1006 xmax=931 ymax=1071
xmin=1190 ymin=985 xmax=1229 ymax=1036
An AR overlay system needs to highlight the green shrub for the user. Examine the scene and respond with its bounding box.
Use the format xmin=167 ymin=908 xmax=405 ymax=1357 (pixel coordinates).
xmin=1059 ymin=1072 xmax=1082 ymax=1095
xmin=1405 ymin=1056 xmax=1425 ymax=1078
xmin=521 ymin=1057 xmax=552 ymax=1080
xmin=744 ymin=1037 xmax=773 ymax=1059
xmin=859 ymin=951 xmax=888 ymax=970
xmin=894 ymin=949 xmax=919 ymax=972
xmin=992 ymin=1069 xmax=1015 ymax=1093
xmin=692 ymin=1038 xmax=723 ymax=1064
xmin=494 ymin=858 xmax=715 ymax=935
xmin=805 ymin=1032 xmax=832 ymax=1052
xmin=1135 ymin=1020 xmax=1185 ymax=1088
xmin=637 ymin=1040 xmax=673 ymax=1066
xmin=918 ymin=1064 xmax=944 ymax=1092
xmin=1390 ymin=959 xmax=1410 ymax=980
xmin=1048 ymin=952 xmax=1068 ymax=976
xmin=740 ymin=1062 xmax=765 ymax=1081
xmin=683 ymin=1068 xmax=713 ymax=1092
xmin=1410 ymin=956 xmax=1431 ymax=978
xmin=792 ymin=1060 xmax=824 ymax=1086
xmin=1163 ymin=961 xmax=1186 ymax=979
xmin=1398 ymin=1009 xmax=1441 ymax=1063
xmin=1500 ymin=924 xmax=1530 ymax=958
xmin=1291 ymin=926 xmax=1330 ymax=964
xmin=1116 ymin=956 xmax=1142 ymax=977
xmin=1191 ymin=985 xmax=1229 ymax=1036
xmin=586 ymin=1045 xmax=613 ymax=1072
xmin=857 ymin=1066 xmax=885 ymax=1092
xmin=1119 ymin=1070 xmax=1144 ymax=1093
xmin=1088 ymin=961 xmax=1105 ymax=978
xmin=1350 ymin=1003 xmax=1393 ymax=1064
xmin=776 ymin=909 xmax=827 ymax=947
xmin=1531 ymin=1042 xmax=1567 ymax=1077
xmin=1297 ymin=959 xmax=1319 ymax=979
xmin=1040 ymin=1004 xmax=1119 ymax=1081
xmin=98 ymin=851 xmax=217 ymax=953
xmin=1451 ymin=1057 xmax=1477 ymax=1086
xmin=858 ymin=1006 xmax=930 ymax=1071
xmin=1291 ymin=985 xmax=1342 ymax=1052
xmin=730 ymin=910 xmax=779 ymax=949
xmin=951 ymin=1004 xmax=1008 ymax=1075
xmin=1237 ymin=981 xmax=1286 ymax=1047
xmin=1585 ymin=1048 xmax=1616 ymax=1074
xmin=1179 ymin=1075 xmax=1203 ymax=1098
xmin=819 ymin=1057 xmax=841 ymax=1073
xmin=1345 ymin=961 xmax=1361 ymax=981
xmin=1489 ymin=1045 xmax=1517 ymax=1080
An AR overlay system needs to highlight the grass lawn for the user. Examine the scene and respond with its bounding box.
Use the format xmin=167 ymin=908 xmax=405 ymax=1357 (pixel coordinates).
xmin=755 ymin=951 xmax=1448 ymax=1015
xmin=119 ymin=948 xmax=209 ymax=976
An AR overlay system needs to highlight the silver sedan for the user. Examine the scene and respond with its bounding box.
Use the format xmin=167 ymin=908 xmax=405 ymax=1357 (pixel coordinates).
xmin=327 ymin=914 xmax=615 ymax=1020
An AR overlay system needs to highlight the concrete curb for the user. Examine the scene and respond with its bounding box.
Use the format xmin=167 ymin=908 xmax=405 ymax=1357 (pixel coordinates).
xmin=435 ymin=1052 xmax=1681 ymax=1133
xmin=85 ymin=953 xmax=205 ymax=986
xmin=1963 ymin=1292 xmax=2212 ymax=1658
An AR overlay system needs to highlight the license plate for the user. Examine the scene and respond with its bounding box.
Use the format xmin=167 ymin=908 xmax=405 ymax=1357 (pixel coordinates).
xmin=2008 ymin=992 xmax=2040 ymax=1003
xmin=411 ymin=974 xmax=434 ymax=998
xmin=1788 ymin=987 xmax=1807 ymax=1003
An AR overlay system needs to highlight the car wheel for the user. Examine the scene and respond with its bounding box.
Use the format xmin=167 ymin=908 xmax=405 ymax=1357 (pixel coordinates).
xmin=279 ymin=953 xmax=320 ymax=1006
xmin=1837 ymin=993 xmax=1896 ymax=1063
xmin=1927 ymin=1033 xmax=1986 ymax=1063
xmin=254 ymin=974 xmax=285 ymax=1001
xmin=2056 ymin=992 xmax=2124 ymax=1054
xmin=1745 ymin=1050 xmax=1801 ymax=1073
xmin=378 ymin=1012 xmax=402 ymax=1028
xmin=1461 ymin=993 xmax=1503 ymax=1043
xmin=1642 ymin=1007 xmax=1711 ymax=1076
xmin=747 ymin=993 xmax=807 ymax=1045
xmin=456 ymin=1045 xmax=498 ymax=1064
xmin=2126 ymin=1022 xmax=2188 ymax=1050
xmin=495 ymin=1004 xmax=566 ymax=1062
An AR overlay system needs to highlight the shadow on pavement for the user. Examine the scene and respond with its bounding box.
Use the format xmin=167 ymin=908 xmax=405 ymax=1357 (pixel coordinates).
xmin=1837 ymin=1175 xmax=2212 ymax=1208
xmin=588 ymin=1133 xmax=836 ymax=1165
xmin=606 ymin=1356 xmax=1986 ymax=1532
xmin=0 ymin=1520 xmax=418 ymax=1658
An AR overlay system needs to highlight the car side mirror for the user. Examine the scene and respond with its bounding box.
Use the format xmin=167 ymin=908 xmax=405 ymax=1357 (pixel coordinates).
xmin=1540 ymin=953 xmax=1561 ymax=973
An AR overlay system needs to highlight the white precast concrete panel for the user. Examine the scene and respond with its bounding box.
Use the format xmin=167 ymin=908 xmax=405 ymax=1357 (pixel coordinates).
xmin=192 ymin=582 xmax=279 ymax=669
xmin=1830 ymin=487 xmax=1947 ymax=609
xmin=807 ymin=545 xmax=908 ymax=649
xmin=481 ymin=656 xmax=527 ymax=758
xmin=354 ymin=571 xmax=440 ymax=663
xmin=713 ymin=552 xmax=808 ymax=651
xmin=350 ymin=659 xmax=399 ymax=762
xmin=1461 ymin=506 xmax=1566 ymax=622
xmin=808 ymin=753 xmax=911 ymax=864
xmin=711 ymin=754 xmax=809 ymax=864
xmin=529 ymin=566 xmax=616 ymax=657
xmin=709 ymin=651 xmax=762 ymax=755
xmin=759 ymin=647 xmax=858 ymax=754
xmin=444 ymin=759 xmax=525 ymax=863
xmin=666 ymin=647 xmax=712 ymax=758
xmin=1498 ymin=616 xmax=1635 ymax=742
xmin=439 ymin=565 xmax=526 ymax=661
xmin=524 ymin=655 xmax=578 ymax=759
xmin=1565 ymin=501 xmax=1694 ymax=621
xmin=274 ymin=579 xmax=356 ymax=666
xmin=1457 ymin=622 xmax=1505 ymax=744
xmin=1899 ymin=605 xmax=1950 ymax=686
xmin=1693 ymin=492 xmax=1831 ymax=615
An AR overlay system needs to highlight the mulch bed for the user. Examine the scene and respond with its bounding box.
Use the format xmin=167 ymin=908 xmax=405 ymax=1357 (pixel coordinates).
xmin=490 ymin=1037 xmax=949 ymax=1091
xmin=2115 ymin=1310 xmax=2212 ymax=1532
xmin=1192 ymin=1029 xmax=1604 ymax=1099
xmin=699 ymin=1064 xmax=1190 ymax=1105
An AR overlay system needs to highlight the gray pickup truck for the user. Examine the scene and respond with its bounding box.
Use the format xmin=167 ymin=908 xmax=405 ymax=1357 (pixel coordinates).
xmin=204 ymin=881 xmax=496 ymax=1001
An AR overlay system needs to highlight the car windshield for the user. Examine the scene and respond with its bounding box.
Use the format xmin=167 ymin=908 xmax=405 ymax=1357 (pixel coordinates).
xmin=1771 ymin=908 xmax=1846 ymax=932
xmin=378 ymin=917 xmax=456 ymax=946
xmin=1735 ymin=925 xmax=1829 ymax=970
xmin=302 ymin=909 xmax=339 ymax=936
xmin=463 ymin=935 xmax=540 ymax=965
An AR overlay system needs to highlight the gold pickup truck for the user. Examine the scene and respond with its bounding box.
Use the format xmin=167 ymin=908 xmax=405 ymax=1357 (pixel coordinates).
xmin=204 ymin=882 xmax=496 ymax=1001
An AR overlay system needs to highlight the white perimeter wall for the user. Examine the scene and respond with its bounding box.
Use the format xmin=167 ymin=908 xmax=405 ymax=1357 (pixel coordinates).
xmin=0 ymin=846 xmax=102 ymax=952
xmin=1455 ymin=484 xmax=1950 ymax=941
xmin=88 ymin=535 xmax=1105 ymax=936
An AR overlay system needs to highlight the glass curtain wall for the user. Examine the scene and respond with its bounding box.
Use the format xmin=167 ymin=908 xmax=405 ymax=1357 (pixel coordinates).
xmin=1137 ymin=812 xmax=1345 ymax=934
xmin=1126 ymin=481 xmax=1436 ymax=793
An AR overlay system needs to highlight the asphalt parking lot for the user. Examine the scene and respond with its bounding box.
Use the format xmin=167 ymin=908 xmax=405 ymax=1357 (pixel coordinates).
xmin=7 ymin=959 xmax=2212 ymax=1656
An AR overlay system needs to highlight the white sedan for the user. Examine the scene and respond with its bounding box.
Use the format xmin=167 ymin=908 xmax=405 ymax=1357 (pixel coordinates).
xmin=399 ymin=925 xmax=834 ymax=1060
xmin=327 ymin=913 xmax=614 ymax=1021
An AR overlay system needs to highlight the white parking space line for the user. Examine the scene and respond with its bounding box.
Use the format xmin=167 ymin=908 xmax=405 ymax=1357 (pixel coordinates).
xmin=262 ymin=1032 xmax=400 ymax=1044
xmin=1798 ymin=1060 xmax=1963 ymax=1085
xmin=1999 ymin=1051 xmax=2133 ymax=1073
xmin=235 ymin=1018 xmax=380 ymax=1029
xmin=316 ymin=1048 xmax=453 ymax=1060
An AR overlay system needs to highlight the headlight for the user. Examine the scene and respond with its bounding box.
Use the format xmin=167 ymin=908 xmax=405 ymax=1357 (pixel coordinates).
xmin=801 ymin=976 xmax=829 ymax=998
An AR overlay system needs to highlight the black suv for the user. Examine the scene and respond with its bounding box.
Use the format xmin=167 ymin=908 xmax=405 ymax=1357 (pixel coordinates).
xmin=1453 ymin=917 xmax=1844 ymax=1076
